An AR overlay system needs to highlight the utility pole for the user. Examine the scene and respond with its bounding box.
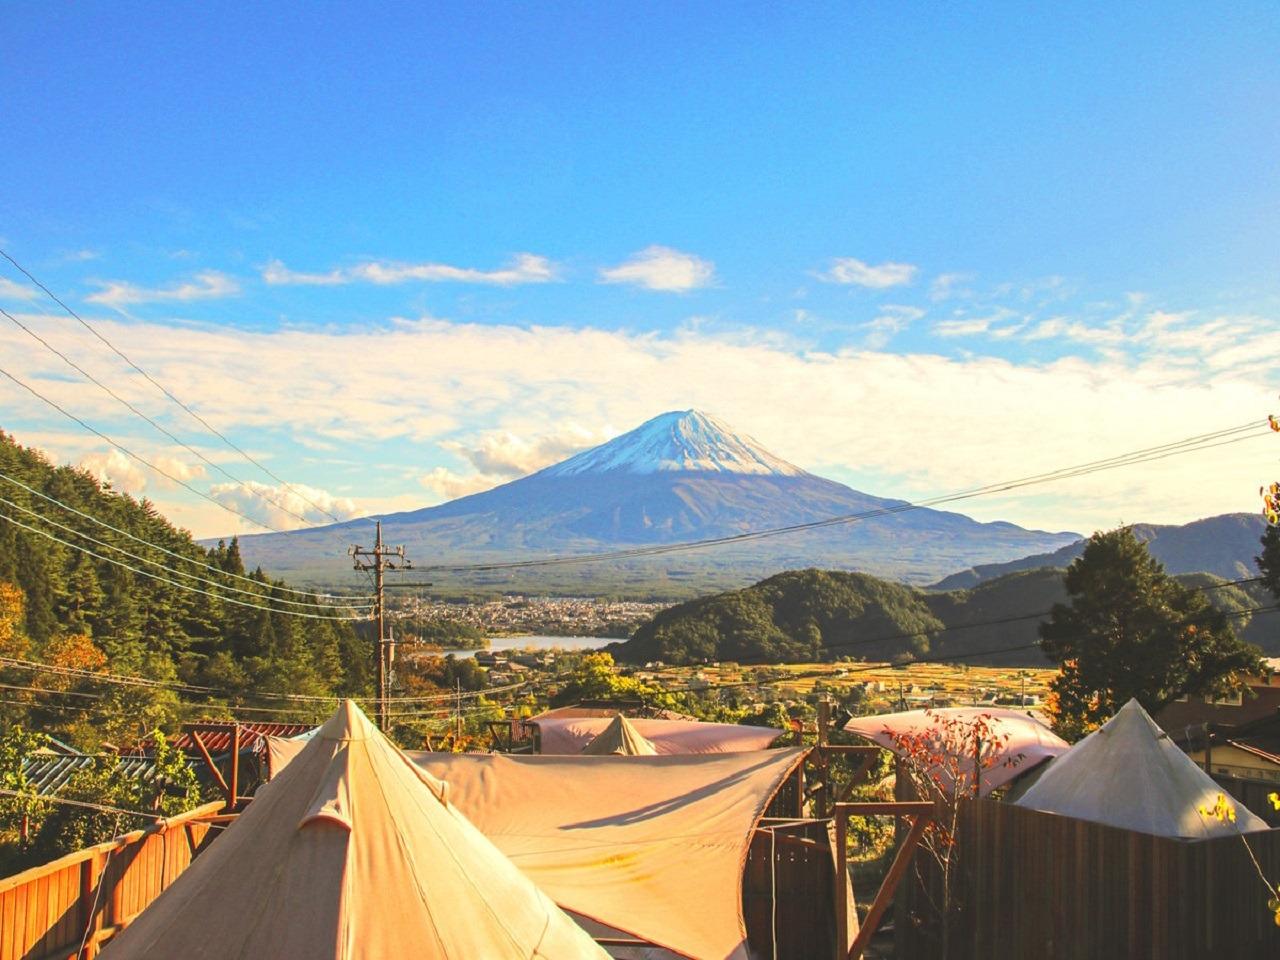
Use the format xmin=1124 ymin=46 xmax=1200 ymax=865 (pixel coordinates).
xmin=350 ymin=521 xmax=411 ymax=731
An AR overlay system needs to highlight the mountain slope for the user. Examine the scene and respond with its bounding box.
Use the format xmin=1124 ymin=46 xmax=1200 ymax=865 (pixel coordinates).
xmin=232 ymin=410 xmax=1080 ymax=592
xmin=931 ymin=513 xmax=1268 ymax=589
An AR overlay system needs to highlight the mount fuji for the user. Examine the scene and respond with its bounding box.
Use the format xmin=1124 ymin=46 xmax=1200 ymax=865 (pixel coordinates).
xmin=231 ymin=410 xmax=1080 ymax=593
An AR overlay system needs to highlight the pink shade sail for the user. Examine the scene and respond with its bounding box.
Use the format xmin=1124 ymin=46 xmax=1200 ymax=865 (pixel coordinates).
xmin=843 ymin=706 xmax=1068 ymax=797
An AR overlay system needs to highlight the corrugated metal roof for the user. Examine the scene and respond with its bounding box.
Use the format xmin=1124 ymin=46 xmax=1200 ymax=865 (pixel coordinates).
xmin=21 ymin=754 xmax=158 ymax=796
xmin=137 ymin=721 xmax=316 ymax=757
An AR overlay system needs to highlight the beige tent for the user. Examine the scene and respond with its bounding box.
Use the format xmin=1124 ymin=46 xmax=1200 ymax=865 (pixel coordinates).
xmin=270 ymin=738 xmax=810 ymax=959
xmin=101 ymin=701 xmax=609 ymax=960
xmin=1015 ymin=698 xmax=1270 ymax=838
xmin=580 ymin=714 xmax=658 ymax=755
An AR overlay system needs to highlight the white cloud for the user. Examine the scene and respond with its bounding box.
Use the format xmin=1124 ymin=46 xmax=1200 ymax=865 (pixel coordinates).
xmin=598 ymin=246 xmax=715 ymax=292
xmin=863 ymin=305 xmax=925 ymax=348
xmin=0 ymin=278 xmax=39 ymax=301
xmin=208 ymin=480 xmax=360 ymax=531
xmin=442 ymin=424 xmax=609 ymax=479
xmin=261 ymin=260 xmax=346 ymax=286
xmin=78 ymin=449 xmax=149 ymax=495
xmin=6 ymin=309 xmax=1277 ymax=537
xmin=74 ymin=449 xmax=205 ymax=495
xmin=929 ymin=272 xmax=974 ymax=302
xmin=86 ymin=271 xmax=240 ymax=307
xmin=936 ymin=317 xmax=995 ymax=337
xmin=263 ymin=254 xmax=558 ymax=287
xmin=418 ymin=467 xmax=506 ymax=501
xmin=819 ymin=258 xmax=917 ymax=289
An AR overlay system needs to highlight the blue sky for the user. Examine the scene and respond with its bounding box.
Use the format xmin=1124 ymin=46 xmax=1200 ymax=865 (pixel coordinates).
xmin=1 ymin=3 xmax=1278 ymax=539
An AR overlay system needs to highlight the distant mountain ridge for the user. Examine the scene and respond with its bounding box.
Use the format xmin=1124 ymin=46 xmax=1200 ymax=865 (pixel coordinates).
xmin=229 ymin=410 xmax=1081 ymax=592
xmin=930 ymin=513 xmax=1268 ymax=589
xmin=613 ymin=564 xmax=1280 ymax=666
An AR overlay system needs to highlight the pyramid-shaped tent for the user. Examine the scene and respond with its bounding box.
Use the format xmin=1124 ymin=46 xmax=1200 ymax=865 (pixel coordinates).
xmin=1014 ymin=698 xmax=1269 ymax=838
xmin=100 ymin=701 xmax=609 ymax=959
xmin=580 ymin=714 xmax=658 ymax=756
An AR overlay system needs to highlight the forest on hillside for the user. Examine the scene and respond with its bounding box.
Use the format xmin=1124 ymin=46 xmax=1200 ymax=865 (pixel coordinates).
xmin=615 ymin=563 xmax=1280 ymax=666
xmin=0 ymin=430 xmax=371 ymax=747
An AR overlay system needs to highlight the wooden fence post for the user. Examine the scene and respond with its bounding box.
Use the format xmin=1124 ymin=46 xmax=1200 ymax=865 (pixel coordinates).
xmin=78 ymin=852 xmax=102 ymax=960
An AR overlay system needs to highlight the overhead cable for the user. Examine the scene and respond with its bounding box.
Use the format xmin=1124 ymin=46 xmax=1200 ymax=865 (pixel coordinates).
xmin=0 ymin=493 xmax=371 ymax=612
xmin=0 ymin=307 xmax=325 ymax=529
xmin=0 ymin=248 xmax=353 ymax=526
xmin=0 ymin=469 xmax=372 ymax=600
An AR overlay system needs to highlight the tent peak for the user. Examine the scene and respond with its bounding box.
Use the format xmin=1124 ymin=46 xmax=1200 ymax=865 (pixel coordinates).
xmin=315 ymin=699 xmax=377 ymax=742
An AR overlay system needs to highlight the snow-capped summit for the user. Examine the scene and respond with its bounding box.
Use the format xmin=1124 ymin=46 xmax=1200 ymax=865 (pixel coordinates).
xmin=539 ymin=409 xmax=807 ymax=478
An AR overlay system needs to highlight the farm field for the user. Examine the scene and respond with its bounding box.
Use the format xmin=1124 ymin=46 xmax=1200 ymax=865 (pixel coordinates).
xmin=649 ymin=660 xmax=1057 ymax=707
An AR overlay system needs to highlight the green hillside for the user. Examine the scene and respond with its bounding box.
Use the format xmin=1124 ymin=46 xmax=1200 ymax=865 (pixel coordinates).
xmin=615 ymin=563 xmax=1280 ymax=666
xmin=0 ymin=431 xmax=369 ymax=746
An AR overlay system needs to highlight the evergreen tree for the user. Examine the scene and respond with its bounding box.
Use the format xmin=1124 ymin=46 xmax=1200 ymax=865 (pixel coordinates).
xmin=1040 ymin=527 xmax=1262 ymax=735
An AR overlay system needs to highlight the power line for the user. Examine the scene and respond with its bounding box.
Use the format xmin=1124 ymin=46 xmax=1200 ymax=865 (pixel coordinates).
xmin=0 ymin=493 xmax=371 ymax=612
xmin=416 ymin=421 xmax=1268 ymax=573
xmin=0 ymin=306 xmax=323 ymax=529
xmin=0 ymin=248 xmax=351 ymax=526
xmin=0 ymin=362 xmax=284 ymax=533
xmin=0 ymin=654 xmax=530 ymax=706
xmin=0 ymin=510 xmax=363 ymax=620
xmin=0 ymin=469 xmax=372 ymax=600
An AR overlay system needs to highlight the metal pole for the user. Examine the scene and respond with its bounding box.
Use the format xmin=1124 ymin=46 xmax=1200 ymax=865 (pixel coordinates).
xmin=375 ymin=521 xmax=386 ymax=732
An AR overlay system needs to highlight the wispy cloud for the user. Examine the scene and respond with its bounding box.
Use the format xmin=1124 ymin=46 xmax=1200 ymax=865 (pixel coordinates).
xmin=863 ymin=305 xmax=925 ymax=348
xmin=819 ymin=258 xmax=918 ymax=289
xmin=929 ymin=272 xmax=974 ymax=302
xmin=598 ymin=246 xmax=715 ymax=292
xmin=0 ymin=277 xmax=39 ymax=301
xmin=261 ymin=260 xmax=346 ymax=286
xmin=418 ymin=467 xmax=505 ymax=501
xmin=936 ymin=317 xmax=996 ymax=337
xmin=86 ymin=271 xmax=240 ymax=307
xmin=442 ymin=423 xmax=609 ymax=478
xmin=262 ymin=253 xmax=558 ymax=287
xmin=208 ymin=479 xmax=359 ymax=530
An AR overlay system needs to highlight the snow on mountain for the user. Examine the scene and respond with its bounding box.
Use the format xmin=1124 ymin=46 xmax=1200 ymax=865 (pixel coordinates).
xmin=540 ymin=409 xmax=806 ymax=478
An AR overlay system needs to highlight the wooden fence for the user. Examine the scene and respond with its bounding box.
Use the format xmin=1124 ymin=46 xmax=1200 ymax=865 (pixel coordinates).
xmin=896 ymin=799 xmax=1280 ymax=960
xmin=0 ymin=802 xmax=222 ymax=960
xmin=745 ymin=818 xmax=845 ymax=959
xmin=1213 ymin=772 xmax=1280 ymax=827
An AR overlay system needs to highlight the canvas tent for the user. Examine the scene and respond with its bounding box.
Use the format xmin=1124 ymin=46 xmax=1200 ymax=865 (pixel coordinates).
xmin=268 ymin=738 xmax=812 ymax=959
xmin=534 ymin=715 xmax=781 ymax=755
xmin=580 ymin=714 xmax=658 ymax=755
xmin=1015 ymin=698 xmax=1269 ymax=838
xmin=101 ymin=701 xmax=608 ymax=960
xmin=843 ymin=706 xmax=1068 ymax=797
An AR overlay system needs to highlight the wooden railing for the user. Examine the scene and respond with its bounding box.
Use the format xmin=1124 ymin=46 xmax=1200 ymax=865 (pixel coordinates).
xmin=0 ymin=801 xmax=222 ymax=960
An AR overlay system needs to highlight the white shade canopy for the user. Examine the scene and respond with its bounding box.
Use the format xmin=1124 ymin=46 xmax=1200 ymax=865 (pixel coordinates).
xmin=1015 ymin=698 xmax=1270 ymax=838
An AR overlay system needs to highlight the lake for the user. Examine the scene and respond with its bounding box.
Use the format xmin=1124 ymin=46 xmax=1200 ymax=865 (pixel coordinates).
xmin=447 ymin=635 xmax=620 ymax=658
